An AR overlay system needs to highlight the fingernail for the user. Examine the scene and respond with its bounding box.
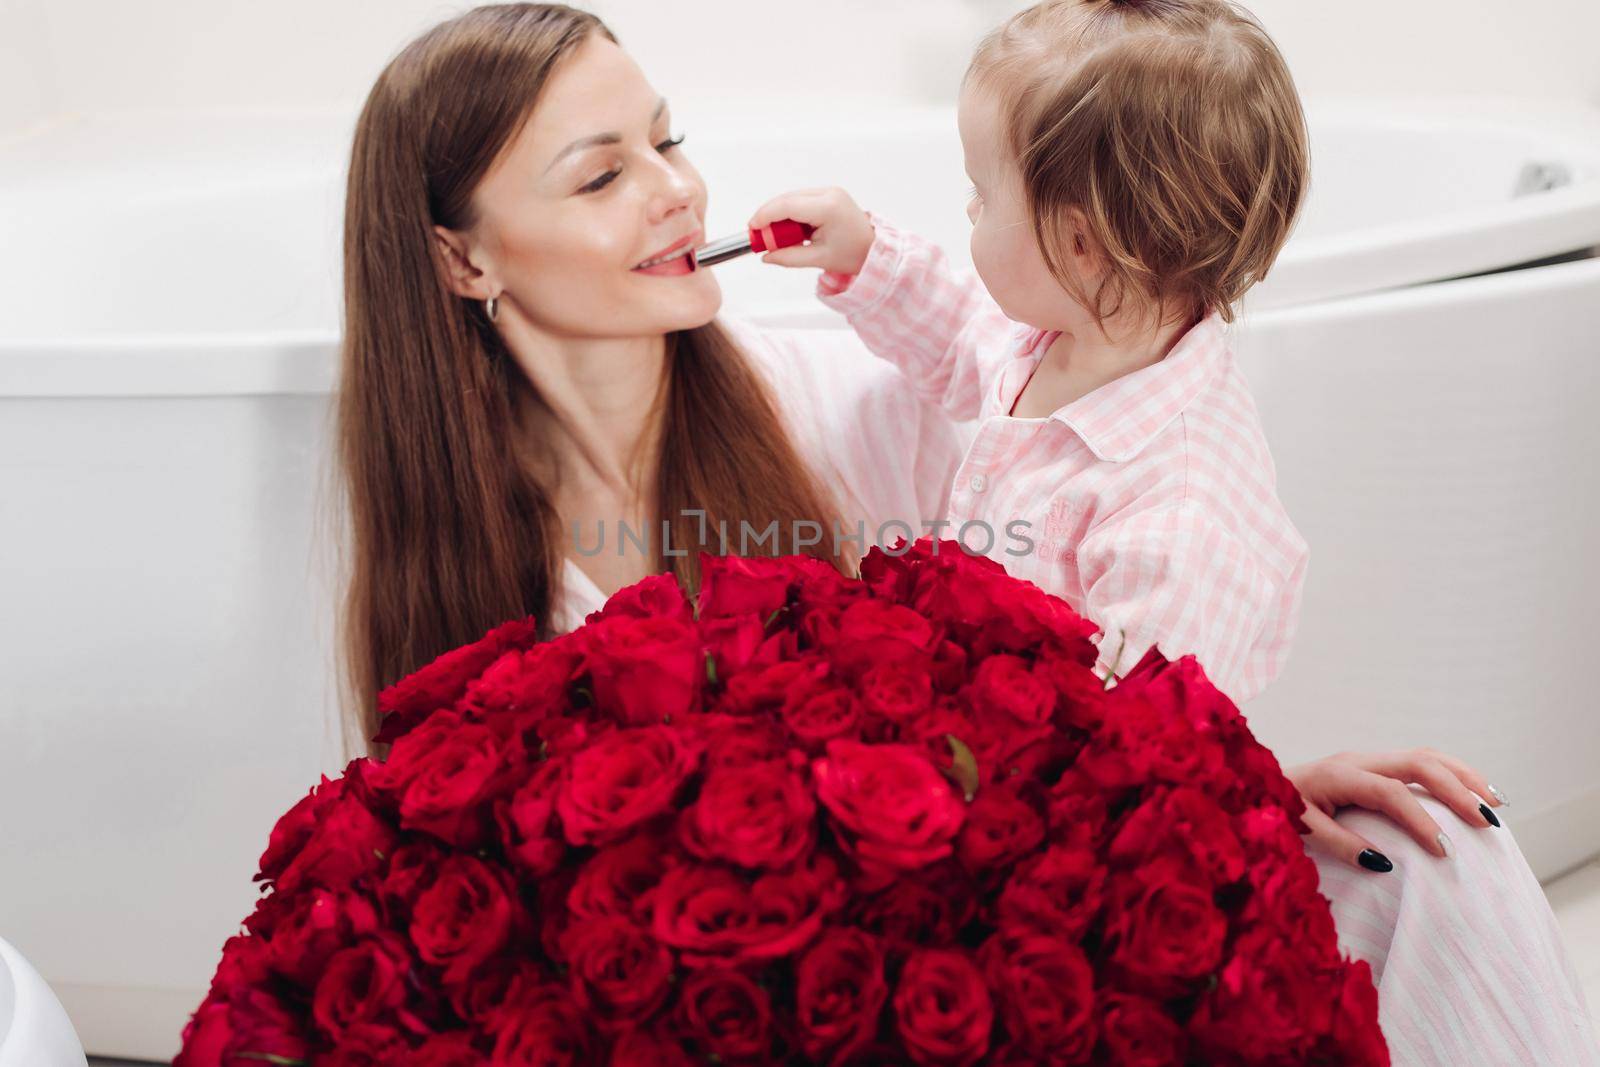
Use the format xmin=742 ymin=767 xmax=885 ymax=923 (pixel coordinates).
xmin=1436 ymin=832 xmax=1455 ymax=859
xmin=1479 ymin=803 xmax=1501 ymax=828
xmin=1358 ymin=849 xmax=1394 ymax=873
xmin=1488 ymin=784 xmax=1510 ymax=806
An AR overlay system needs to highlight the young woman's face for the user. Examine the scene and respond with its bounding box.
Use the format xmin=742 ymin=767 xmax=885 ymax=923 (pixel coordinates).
xmin=461 ymin=34 xmax=721 ymax=339
xmin=958 ymin=81 xmax=1091 ymax=332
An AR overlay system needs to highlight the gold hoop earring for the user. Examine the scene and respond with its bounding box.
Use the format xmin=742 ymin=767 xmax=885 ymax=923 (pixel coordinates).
xmin=485 ymin=294 xmax=499 ymax=322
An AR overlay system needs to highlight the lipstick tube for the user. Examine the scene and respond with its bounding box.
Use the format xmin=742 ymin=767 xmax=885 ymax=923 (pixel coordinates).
xmin=694 ymin=219 xmax=816 ymax=268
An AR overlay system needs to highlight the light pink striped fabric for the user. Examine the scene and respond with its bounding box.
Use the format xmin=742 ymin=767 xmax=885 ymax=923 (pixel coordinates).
xmin=815 ymin=214 xmax=1310 ymax=706
xmin=1310 ymin=797 xmax=1599 ymax=1064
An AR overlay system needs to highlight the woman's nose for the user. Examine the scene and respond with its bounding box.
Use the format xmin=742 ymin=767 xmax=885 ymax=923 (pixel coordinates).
xmin=643 ymin=156 xmax=698 ymax=222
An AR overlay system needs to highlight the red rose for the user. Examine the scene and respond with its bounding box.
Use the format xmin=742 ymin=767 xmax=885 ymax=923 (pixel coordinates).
xmin=379 ymin=839 xmax=448 ymax=919
xmin=981 ymin=933 xmax=1097 ymax=1065
xmin=812 ymin=741 xmax=966 ymax=872
xmin=378 ymin=711 xmax=504 ymax=848
xmin=893 ymin=948 xmax=994 ymax=1067
xmin=494 ymin=757 xmax=567 ymax=878
xmin=256 ymin=774 xmax=343 ymax=885
xmin=697 ymin=553 xmax=801 ymax=619
xmin=651 ymin=858 xmax=839 ymax=966
xmin=957 ymin=783 xmax=1046 ymax=876
xmin=795 ymin=927 xmax=888 ymax=1064
xmin=445 ymin=957 xmax=542 ymax=1029
xmin=714 ymin=659 xmax=820 ymax=718
xmin=781 ymin=675 xmax=864 ymax=749
xmin=850 ymin=862 xmax=979 ymax=950
xmin=173 ymin=995 xmax=231 ymax=1067
xmin=253 ymin=888 xmax=381 ymax=987
xmin=409 ymin=856 xmax=517 ymax=985
xmin=1108 ymin=787 xmax=1246 ymax=887
xmin=313 ymin=931 xmax=415 ymax=1040
xmin=1076 ymin=688 xmax=1224 ymax=790
xmin=461 ymin=639 xmax=582 ymax=725
xmin=997 ymin=844 xmax=1106 ymax=942
xmin=827 ymin=598 xmax=937 ymax=679
xmin=1105 ymin=857 xmax=1226 ymax=997
xmin=859 ymin=662 xmax=934 ymax=726
xmin=690 ymin=713 xmax=795 ymax=770
xmin=590 ymin=571 xmax=694 ymax=623
xmin=221 ymin=987 xmax=312 ymax=1067
xmin=489 ymin=981 xmax=595 ymax=1066
xmin=374 ymin=616 xmax=540 ymax=743
xmin=267 ymin=784 xmax=397 ymax=897
xmin=1188 ymin=927 xmax=1336 ymax=1061
xmin=406 ymin=1031 xmax=488 ymax=1066
xmin=1317 ymin=959 xmax=1390 ymax=1066
xmin=558 ymin=724 xmax=702 ymax=846
xmin=967 ymin=654 xmax=1056 ymax=726
xmin=582 ymin=614 xmax=704 ymax=725
xmin=567 ymin=832 xmax=678 ymax=925
xmin=607 ymin=1026 xmax=698 ymax=1067
xmin=1099 ymin=993 xmax=1186 ymax=1067
xmin=702 ymin=613 xmax=770 ymax=678
xmin=559 ymin=915 xmax=674 ymax=1022
xmin=675 ymin=967 xmax=773 ymax=1063
xmin=679 ymin=761 xmax=815 ymax=869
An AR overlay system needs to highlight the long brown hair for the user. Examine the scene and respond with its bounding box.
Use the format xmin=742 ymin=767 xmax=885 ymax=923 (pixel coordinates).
xmin=328 ymin=3 xmax=847 ymax=756
xmin=967 ymin=0 xmax=1309 ymax=329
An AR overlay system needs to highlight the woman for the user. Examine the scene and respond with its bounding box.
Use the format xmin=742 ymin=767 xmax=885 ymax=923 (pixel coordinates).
xmin=329 ymin=4 xmax=1597 ymax=1060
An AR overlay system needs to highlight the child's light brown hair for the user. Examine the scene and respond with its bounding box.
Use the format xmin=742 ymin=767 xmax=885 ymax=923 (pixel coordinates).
xmin=966 ymin=0 xmax=1309 ymax=328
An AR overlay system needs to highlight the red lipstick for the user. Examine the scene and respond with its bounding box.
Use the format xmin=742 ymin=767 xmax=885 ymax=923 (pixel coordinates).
xmin=693 ymin=219 xmax=816 ymax=268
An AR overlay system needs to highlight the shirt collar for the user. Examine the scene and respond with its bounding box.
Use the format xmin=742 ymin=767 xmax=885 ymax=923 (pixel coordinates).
xmin=1010 ymin=310 xmax=1230 ymax=463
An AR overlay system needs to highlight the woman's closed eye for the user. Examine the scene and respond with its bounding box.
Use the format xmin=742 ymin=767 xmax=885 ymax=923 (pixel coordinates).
xmin=578 ymin=133 xmax=687 ymax=194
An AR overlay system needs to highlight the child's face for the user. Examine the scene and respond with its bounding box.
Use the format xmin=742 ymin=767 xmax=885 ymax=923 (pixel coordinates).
xmin=957 ymin=82 xmax=1092 ymax=332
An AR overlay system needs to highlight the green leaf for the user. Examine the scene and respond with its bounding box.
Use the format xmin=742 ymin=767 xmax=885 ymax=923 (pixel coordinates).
xmin=705 ymin=652 xmax=718 ymax=685
xmin=237 ymin=1055 xmax=309 ymax=1066
xmin=944 ymin=734 xmax=980 ymax=802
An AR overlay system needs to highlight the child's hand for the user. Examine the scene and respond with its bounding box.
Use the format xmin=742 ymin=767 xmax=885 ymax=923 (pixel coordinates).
xmin=748 ymin=188 xmax=875 ymax=277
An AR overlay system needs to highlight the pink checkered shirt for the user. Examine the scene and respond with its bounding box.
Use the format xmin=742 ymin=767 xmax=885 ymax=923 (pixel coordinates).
xmin=818 ymin=216 xmax=1310 ymax=704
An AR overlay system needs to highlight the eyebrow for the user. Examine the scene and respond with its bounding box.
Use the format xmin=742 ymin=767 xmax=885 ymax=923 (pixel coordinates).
xmin=544 ymin=97 xmax=668 ymax=175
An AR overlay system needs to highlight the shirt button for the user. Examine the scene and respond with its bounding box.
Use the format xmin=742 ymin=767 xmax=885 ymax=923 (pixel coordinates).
xmin=969 ymin=474 xmax=988 ymax=493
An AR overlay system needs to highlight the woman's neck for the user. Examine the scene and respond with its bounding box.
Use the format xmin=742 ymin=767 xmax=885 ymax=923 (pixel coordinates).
xmin=511 ymin=333 xmax=669 ymax=504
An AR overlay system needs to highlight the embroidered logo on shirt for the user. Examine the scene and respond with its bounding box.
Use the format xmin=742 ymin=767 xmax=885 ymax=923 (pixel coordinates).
xmin=1036 ymin=497 xmax=1082 ymax=563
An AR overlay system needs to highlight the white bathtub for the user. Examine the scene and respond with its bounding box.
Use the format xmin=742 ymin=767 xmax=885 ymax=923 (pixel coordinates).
xmin=2 ymin=100 xmax=1598 ymax=1059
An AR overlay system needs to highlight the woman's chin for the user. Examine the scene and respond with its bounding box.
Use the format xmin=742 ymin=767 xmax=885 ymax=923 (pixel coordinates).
xmin=650 ymin=272 xmax=723 ymax=332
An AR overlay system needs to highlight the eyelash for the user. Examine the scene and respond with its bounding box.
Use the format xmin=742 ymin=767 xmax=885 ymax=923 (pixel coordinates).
xmin=580 ymin=134 xmax=687 ymax=194
xmin=967 ymin=185 xmax=982 ymax=202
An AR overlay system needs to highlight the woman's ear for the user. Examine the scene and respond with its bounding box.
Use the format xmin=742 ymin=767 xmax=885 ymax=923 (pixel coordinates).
xmin=432 ymin=225 xmax=495 ymax=300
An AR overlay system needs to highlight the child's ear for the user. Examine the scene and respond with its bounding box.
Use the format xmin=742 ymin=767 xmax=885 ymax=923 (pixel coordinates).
xmin=432 ymin=224 xmax=497 ymax=301
xmin=1066 ymin=208 xmax=1093 ymax=259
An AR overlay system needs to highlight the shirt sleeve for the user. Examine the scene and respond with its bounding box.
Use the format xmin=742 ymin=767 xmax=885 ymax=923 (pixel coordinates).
xmin=1076 ymin=501 xmax=1284 ymax=704
xmin=815 ymin=213 xmax=1019 ymax=422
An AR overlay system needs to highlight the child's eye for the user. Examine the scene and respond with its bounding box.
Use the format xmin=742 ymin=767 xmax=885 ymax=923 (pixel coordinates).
xmin=578 ymin=134 xmax=686 ymax=195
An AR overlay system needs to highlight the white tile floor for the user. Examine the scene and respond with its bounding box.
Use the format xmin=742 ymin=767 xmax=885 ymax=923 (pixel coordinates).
xmin=81 ymin=860 xmax=1600 ymax=1067
xmin=1548 ymin=857 xmax=1600 ymax=1031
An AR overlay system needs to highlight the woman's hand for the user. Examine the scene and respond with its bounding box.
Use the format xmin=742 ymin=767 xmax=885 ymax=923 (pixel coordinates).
xmin=748 ymin=187 xmax=875 ymax=277
xmin=1287 ymin=748 xmax=1508 ymax=872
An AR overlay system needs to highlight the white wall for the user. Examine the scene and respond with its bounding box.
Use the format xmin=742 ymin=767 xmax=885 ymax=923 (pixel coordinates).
xmin=2 ymin=0 xmax=1598 ymax=143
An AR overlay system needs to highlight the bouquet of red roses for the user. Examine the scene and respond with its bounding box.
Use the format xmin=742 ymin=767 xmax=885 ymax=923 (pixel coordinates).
xmin=175 ymin=539 xmax=1386 ymax=1066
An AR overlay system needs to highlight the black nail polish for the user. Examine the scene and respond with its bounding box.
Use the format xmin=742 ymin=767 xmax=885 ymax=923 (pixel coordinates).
xmin=1480 ymin=803 xmax=1501 ymax=828
xmin=1358 ymin=849 xmax=1393 ymax=873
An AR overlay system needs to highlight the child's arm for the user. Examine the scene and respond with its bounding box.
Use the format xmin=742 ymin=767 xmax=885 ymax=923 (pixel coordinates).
xmin=748 ymin=189 xmax=1018 ymax=421
xmin=1077 ymin=500 xmax=1309 ymax=704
